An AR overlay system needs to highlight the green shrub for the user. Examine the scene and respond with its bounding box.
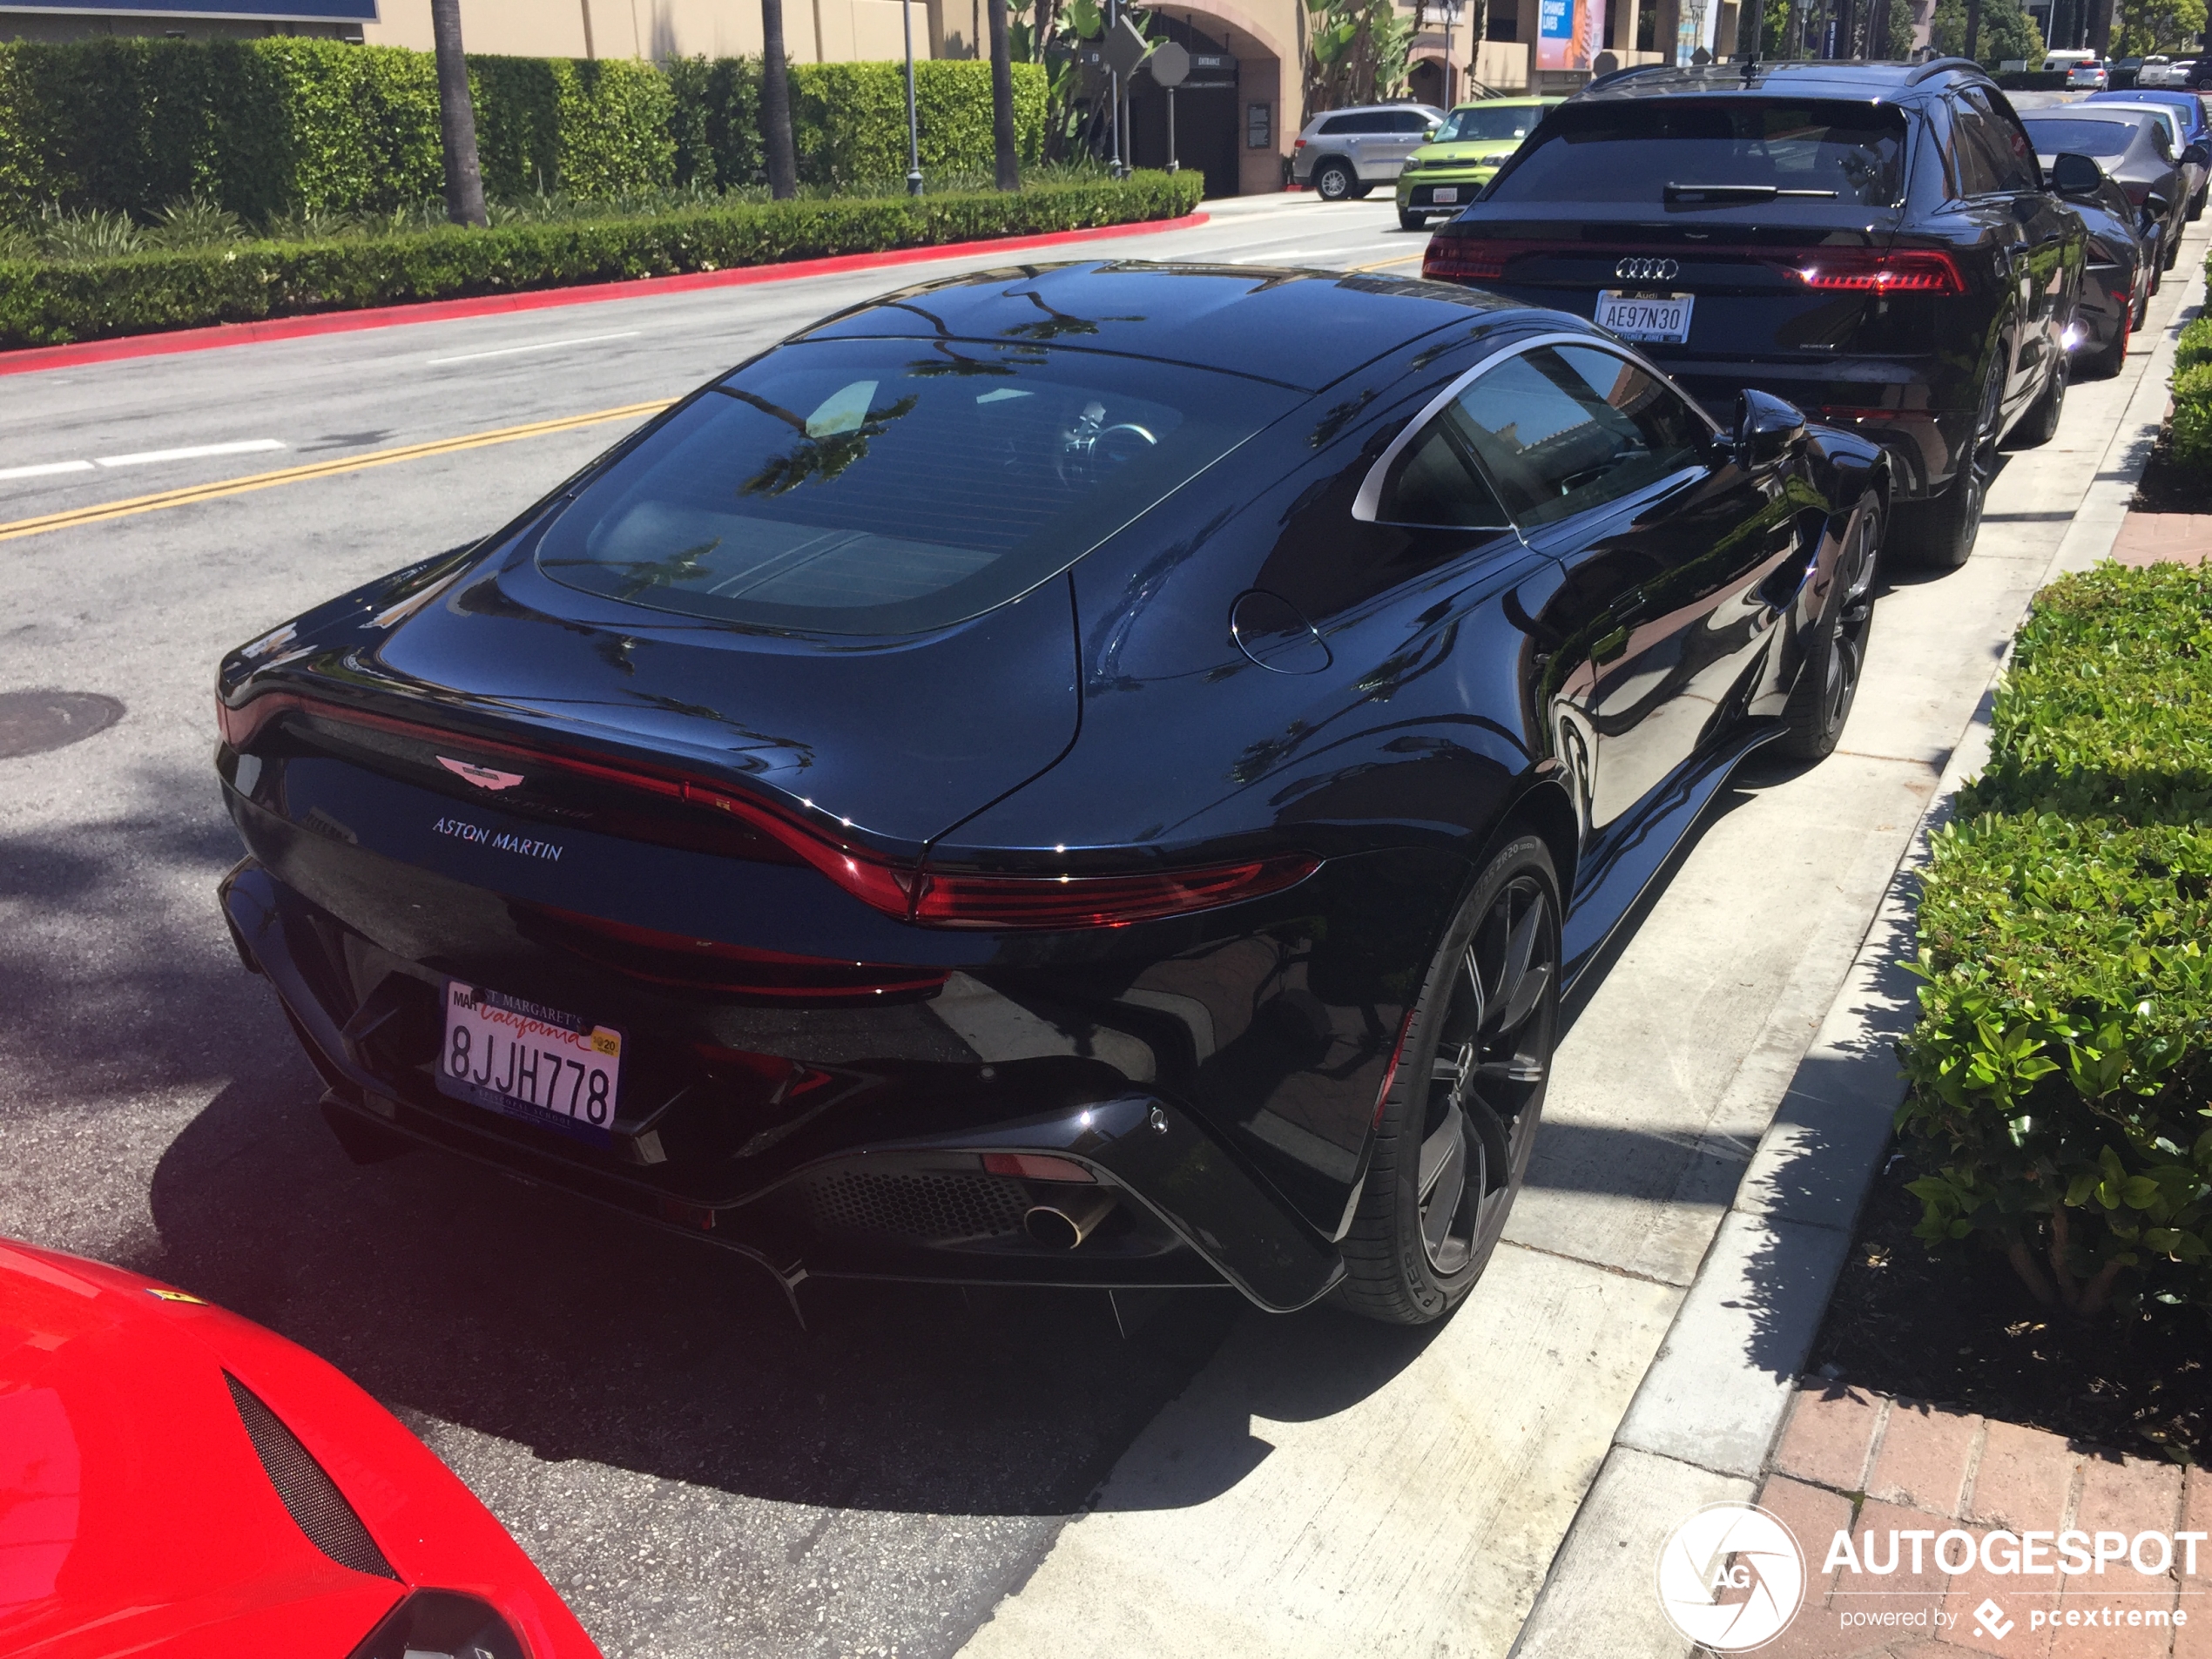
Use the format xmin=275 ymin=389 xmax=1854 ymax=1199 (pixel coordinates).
xmin=2172 ymin=358 xmax=2212 ymax=472
xmin=1898 ymin=562 xmax=2212 ymax=1318
xmin=0 ymin=39 xmax=1052 ymax=224
xmin=0 ymin=171 xmax=1202 ymax=347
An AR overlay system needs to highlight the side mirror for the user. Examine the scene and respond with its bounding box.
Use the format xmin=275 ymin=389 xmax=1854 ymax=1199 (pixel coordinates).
xmin=2050 ymin=151 xmax=2105 ymax=196
xmin=1736 ymin=389 xmax=1807 ymax=469
xmin=2147 ymin=188 xmax=2174 ymax=214
xmin=2185 ymin=140 xmax=2211 ymax=168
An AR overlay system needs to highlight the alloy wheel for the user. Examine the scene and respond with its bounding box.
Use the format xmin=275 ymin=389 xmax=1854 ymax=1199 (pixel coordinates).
xmin=1818 ymin=505 xmax=1880 ymax=738
xmin=1416 ymin=873 xmax=1556 ymax=1274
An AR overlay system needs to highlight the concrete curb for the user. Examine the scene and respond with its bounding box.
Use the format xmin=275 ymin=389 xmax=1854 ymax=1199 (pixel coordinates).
xmin=0 ymin=209 xmax=1211 ymax=379
xmin=1508 ymin=257 xmax=2209 ymax=1658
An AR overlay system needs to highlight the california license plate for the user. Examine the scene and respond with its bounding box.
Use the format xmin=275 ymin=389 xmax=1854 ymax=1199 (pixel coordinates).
xmin=1596 ymin=289 xmax=1694 ymax=344
xmin=438 ymin=980 xmax=623 ymax=1137
xmin=1431 ymin=186 xmax=1460 ymax=204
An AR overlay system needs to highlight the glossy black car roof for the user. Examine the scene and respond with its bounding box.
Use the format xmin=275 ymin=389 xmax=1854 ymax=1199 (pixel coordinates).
xmin=797 ymin=261 xmax=1523 ymax=393
xmin=1576 ymin=56 xmax=1993 ymax=105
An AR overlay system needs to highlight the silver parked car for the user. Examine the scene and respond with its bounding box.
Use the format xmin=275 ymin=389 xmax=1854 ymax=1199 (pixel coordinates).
xmin=1291 ymin=102 xmax=1445 ymax=200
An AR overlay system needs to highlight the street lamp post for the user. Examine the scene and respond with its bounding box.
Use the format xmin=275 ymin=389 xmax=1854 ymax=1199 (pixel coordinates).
xmin=903 ymin=0 xmax=923 ymax=195
xmin=1440 ymin=0 xmax=1465 ymax=106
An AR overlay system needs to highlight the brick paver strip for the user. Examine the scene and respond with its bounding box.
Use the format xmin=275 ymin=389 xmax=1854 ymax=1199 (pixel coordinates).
xmin=1869 ymin=1401 xmax=1984 ymax=1519
xmin=1943 ymin=1521 xmax=2059 ymax=1658
xmin=1777 ymin=1382 xmax=1890 ymax=1494
xmin=1965 ymin=1420 xmax=2079 ymax=1534
xmin=2180 ymin=1467 xmax=2212 ymax=1657
xmin=2108 ymin=510 xmax=2212 ymax=567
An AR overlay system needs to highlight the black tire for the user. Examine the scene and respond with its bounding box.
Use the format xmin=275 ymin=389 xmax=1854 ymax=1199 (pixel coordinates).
xmin=1398 ymin=208 xmax=1426 ymax=231
xmin=1337 ymin=837 xmax=1560 ymax=1325
xmin=1313 ymin=159 xmax=1357 ymax=201
xmin=1897 ymin=355 xmax=2001 ymax=570
xmin=1777 ymin=492 xmax=1881 ymax=763
xmin=2191 ymin=185 xmax=2207 ymax=222
xmin=2010 ymin=354 xmax=2066 ymax=448
xmin=2165 ymin=228 xmax=2182 ymax=269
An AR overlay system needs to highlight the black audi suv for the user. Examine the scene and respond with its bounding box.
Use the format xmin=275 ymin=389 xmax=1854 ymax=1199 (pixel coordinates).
xmin=216 ymin=264 xmax=1886 ymax=1327
xmin=1423 ymin=58 xmax=2085 ymax=570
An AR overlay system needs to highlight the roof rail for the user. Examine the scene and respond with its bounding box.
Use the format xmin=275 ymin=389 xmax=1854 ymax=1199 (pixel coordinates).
xmin=1908 ymin=55 xmax=1989 ymax=83
xmin=1581 ymin=60 xmax=1676 ymax=92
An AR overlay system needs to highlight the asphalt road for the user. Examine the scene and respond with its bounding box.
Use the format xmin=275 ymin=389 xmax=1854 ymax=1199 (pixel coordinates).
xmin=0 ymin=193 xmax=1432 ymax=1659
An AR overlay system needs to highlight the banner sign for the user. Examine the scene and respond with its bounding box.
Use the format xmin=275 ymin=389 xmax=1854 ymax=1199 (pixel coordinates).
xmin=1536 ymin=0 xmax=1607 ymax=70
xmin=3 ymin=0 xmax=378 ymax=19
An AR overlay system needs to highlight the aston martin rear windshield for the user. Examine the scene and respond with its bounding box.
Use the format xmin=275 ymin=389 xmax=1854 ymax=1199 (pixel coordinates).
xmin=1483 ymin=99 xmax=1910 ymax=206
xmin=536 ymin=339 xmax=1299 ymax=635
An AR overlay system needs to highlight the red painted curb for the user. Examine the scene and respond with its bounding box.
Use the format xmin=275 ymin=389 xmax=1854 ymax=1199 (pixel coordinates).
xmin=0 ymin=209 xmax=1211 ymax=379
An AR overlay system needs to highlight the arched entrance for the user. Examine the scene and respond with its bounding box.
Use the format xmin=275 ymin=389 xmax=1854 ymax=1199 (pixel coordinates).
xmin=1407 ymin=55 xmax=1448 ymax=107
xmin=1128 ymin=0 xmax=1295 ymax=195
xmin=1127 ymin=15 xmax=1242 ymax=197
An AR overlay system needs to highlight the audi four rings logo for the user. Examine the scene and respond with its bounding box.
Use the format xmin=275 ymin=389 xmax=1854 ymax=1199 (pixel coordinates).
xmin=1616 ymin=257 xmax=1680 ymax=282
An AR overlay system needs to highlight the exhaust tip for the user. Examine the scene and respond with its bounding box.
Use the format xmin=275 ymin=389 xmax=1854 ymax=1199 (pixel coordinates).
xmin=1023 ymin=1193 xmax=1116 ymax=1251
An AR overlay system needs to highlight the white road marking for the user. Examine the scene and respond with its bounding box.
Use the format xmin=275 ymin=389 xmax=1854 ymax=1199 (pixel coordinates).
xmin=0 ymin=460 xmax=97 ymax=482
xmin=427 ymin=331 xmax=643 ymax=366
xmin=95 ymin=439 xmax=286 ymax=468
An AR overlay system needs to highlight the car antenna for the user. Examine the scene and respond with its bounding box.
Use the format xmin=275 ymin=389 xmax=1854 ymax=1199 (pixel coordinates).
xmin=1740 ymin=48 xmax=1758 ymax=82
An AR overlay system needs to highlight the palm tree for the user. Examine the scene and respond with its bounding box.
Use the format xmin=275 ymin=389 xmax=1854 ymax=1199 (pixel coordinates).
xmin=429 ymin=0 xmax=487 ymax=226
xmin=988 ymin=0 xmax=1021 ymax=190
xmin=761 ymin=0 xmax=799 ymax=199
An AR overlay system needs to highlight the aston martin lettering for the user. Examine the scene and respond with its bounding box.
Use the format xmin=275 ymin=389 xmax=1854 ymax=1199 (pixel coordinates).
xmin=432 ymin=817 xmax=563 ymax=861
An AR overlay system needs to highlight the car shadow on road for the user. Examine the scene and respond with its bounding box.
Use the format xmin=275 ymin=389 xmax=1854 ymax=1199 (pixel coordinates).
xmin=142 ymin=1059 xmax=1288 ymax=1519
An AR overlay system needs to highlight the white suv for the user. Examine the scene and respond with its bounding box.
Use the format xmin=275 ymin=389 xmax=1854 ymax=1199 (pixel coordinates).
xmin=1291 ymin=104 xmax=1444 ymax=200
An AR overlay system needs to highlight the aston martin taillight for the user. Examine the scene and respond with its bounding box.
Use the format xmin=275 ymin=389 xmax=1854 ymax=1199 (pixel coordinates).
xmin=219 ymin=691 xmax=1320 ymax=929
xmin=1784 ymin=247 xmax=1966 ymax=294
xmin=909 ymin=855 xmax=1320 ymax=930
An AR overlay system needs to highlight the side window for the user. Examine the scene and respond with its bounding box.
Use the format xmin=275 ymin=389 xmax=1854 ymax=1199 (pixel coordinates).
xmin=1946 ymin=98 xmax=2005 ymax=195
xmin=1392 ymin=110 xmax=1433 ymax=132
xmin=1324 ymin=112 xmax=1385 ymax=136
xmin=1451 ymin=345 xmax=1705 ymax=529
xmin=1970 ymin=90 xmax=2043 ymax=191
xmin=1375 ymin=411 xmax=1514 ymax=529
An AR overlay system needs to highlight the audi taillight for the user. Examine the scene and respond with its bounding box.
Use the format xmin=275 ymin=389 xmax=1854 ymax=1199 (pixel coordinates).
xmin=1784 ymin=247 xmax=1966 ymax=293
xmin=1423 ymin=239 xmax=1509 ymax=281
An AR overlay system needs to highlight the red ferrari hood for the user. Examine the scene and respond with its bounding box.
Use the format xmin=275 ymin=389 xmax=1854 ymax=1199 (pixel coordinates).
xmin=0 ymin=1241 xmax=597 ymax=1659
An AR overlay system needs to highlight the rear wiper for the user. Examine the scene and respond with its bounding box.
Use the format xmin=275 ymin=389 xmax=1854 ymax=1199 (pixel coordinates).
xmin=1664 ymin=183 xmax=1841 ymax=202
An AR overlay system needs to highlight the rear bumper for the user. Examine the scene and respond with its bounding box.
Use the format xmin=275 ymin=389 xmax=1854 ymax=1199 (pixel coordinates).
xmin=221 ymin=860 xmax=1345 ymax=1312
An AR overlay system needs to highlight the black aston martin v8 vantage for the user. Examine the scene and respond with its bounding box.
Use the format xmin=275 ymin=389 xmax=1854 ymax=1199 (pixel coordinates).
xmin=215 ymin=261 xmax=1886 ymax=1325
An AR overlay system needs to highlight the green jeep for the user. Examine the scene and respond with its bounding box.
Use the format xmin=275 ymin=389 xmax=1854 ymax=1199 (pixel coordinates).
xmin=1395 ymin=97 xmax=1562 ymax=230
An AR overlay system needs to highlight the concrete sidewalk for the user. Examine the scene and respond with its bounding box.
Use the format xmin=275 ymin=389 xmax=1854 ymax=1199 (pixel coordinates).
xmin=1508 ymin=239 xmax=2209 ymax=1659
xmin=954 ymin=232 xmax=2210 ymax=1659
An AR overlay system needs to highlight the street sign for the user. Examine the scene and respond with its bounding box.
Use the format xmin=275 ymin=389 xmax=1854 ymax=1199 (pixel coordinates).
xmin=1102 ymin=17 xmax=1154 ymax=78
xmin=1149 ymin=39 xmax=1190 ymax=86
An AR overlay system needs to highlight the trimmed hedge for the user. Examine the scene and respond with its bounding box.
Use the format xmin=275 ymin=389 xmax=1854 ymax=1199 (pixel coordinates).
xmin=0 ymin=171 xmax=1202 ymax=347
xmin=2174 ymin=312 xmax=2212 ymax=470
xmin=1898 ymin=562 xmax=2212 ymax=1318
xmin=0 ymin=37 xmax=1047 ymax=223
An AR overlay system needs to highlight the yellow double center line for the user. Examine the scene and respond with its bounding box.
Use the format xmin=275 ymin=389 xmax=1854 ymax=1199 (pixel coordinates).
xmin=0 ymin=398 xmax=672 ymax=546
